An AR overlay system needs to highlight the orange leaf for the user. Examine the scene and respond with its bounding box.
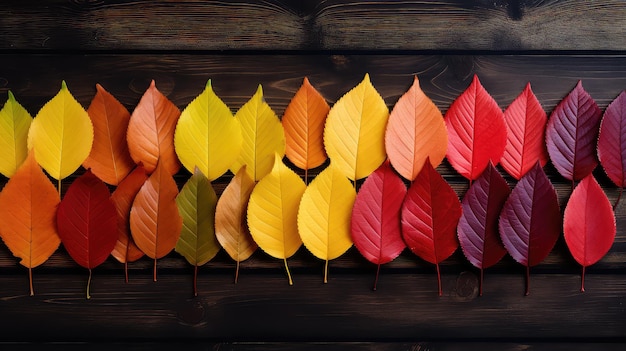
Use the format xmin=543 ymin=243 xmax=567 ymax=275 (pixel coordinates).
xmin=83 ymin=84 xmax=135 ymax=185
xmin=282 ymin=77 xmax=330 ymax=177
xmin=0 ymin=152 xmax=60 ymax=295
xmin=129 ymin=161 xmax=182 ymax=280
xmin=215 ymin=166 xmax=257 ymax=283
xmin=126 ymin=80 xmax=181 ymax=175
xmin=110 ymin=166 xmax=148 ymax=281
xmin=385 ymin=76 xmax=447 ymax=180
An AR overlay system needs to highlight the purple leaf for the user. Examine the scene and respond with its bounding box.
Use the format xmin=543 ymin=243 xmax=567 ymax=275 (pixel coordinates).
xmin=597 ymin=91 xmax=626 ymax=206
xmin=498 ymin=162 xmax=561 ymax=295
xmin=457 ymin=162 xmax=510 ymax=296
xmin=545 ymin=81 xmax=602 ymax=181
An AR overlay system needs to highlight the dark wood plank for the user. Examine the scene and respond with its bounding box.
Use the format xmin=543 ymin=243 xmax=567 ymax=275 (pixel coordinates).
xmin=0 ymin=273 xmax=625 ymax=341
xmin=1 ymin=1 xmax=626 ymax=51
xmin=2 ymin=342 xmax=626 ymax=351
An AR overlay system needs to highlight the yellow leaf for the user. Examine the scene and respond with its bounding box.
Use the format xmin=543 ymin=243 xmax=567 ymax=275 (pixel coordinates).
xmin=297 ymin=165 xmax=356 ymax=282
xmin=247 ymin=154 xmax=306 ymax=284
xmin=28 ymin=81 xmax=94 ymax=181
xmin=215 ymin=165 xmax=257 ymax=283
xmin=0 ymin=91 xmax=32 ymax=178
xmin=175 ymin=80 xmax=242 ymax=181
xmin=324 ymin=74 xmax=389 ymax=181
xmin=230 ymin=85 xmax=285 ymax=181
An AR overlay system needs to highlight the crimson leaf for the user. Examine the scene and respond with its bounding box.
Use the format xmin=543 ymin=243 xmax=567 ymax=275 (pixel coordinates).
xmin=401 ymin=159 xmax=461 ymax=296
xmin=597 ymin=91 xmax=626 ymax=207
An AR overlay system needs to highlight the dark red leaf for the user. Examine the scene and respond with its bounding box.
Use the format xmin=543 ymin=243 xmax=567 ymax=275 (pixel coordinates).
xmin=56 ymin=170 xmax=118 ymax=298
xmin=499 ymin=162 xmax=561 ymax=295
xmin=545 ymin=81 xmax=602 ymax=181
xmin=564 ymin=174 xmax=616 ymax=292
xmin=351 ymin=161 xmax=406 ymax=290
xmin=445 ymin=75 xmax=507 ymax=180
xmin=457 ymin=162 xmax=510 ymax=295
xmin=501 ymin=83 xmax=549 ymax=180
xmin=401 ymin=160 xmax=461 ymax=296
xmin=598 ymin=91 xmax=626 ymax=206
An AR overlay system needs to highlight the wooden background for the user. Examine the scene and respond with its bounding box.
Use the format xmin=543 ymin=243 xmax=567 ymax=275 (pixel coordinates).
xmin=1 ymin=1 xmax=625 ymax=350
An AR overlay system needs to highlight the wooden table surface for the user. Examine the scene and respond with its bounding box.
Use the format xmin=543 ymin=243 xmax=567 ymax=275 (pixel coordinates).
xmin=0 ymin=1 xmax=625 ymax=349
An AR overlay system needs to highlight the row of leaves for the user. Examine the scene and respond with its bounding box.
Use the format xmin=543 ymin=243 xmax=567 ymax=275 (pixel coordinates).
xmin=0 ymin=75 xmax=623 ymax=298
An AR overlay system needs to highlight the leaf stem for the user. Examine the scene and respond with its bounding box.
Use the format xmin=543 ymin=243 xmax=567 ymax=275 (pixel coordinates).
xmin=193 ymin=265 xmax=198 ymax=297
xmin=284 ymin=258 xmax=293 ymax=285
xmin=29 ymin=267 xmax=34 ymax=296
xmin=324 ymin=259 xmax=329 ymax=284
xmin=234 ymin=260 xmax=240 ymax=284
xmin=124 ymin=262 xmax=129 ymax=284
xmin=86 ymin=269 xmax=92 ymax=300
xmin=525 ymin=265 xmax=530 ymax=296
xmin=57 ymin=178 xmax=62 ymax=199
xmin=372 ymin=264 xmax=380 ymax=291
xmin=614 ymin=187 xmax=623 ymax=210
xmin=436 ymin=263 xmax=442 ymax=297
xmin=581 ymin=266 xmax=586 ymax=292
xmin=153 ymin=258 xmax=158 ymax=282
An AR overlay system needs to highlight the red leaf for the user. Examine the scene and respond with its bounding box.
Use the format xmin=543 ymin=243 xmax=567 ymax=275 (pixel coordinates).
xmin=598 ymin=91 xmax=626 ymax=205
xmin=545 ymin=81 xmax=602 ymax=181
xmin=501 ymin=83 xmax=549 ymax=180
xmin=56 ymin=170 xmax=118 ymax=298
xmin=445 ymin=75 xmax=507 ymax=180
xmin=401 ymin=160 xmax=461 ymax=296
xmin=351 ymin=161 xmax=406 ymax=290
xmin=499 ymin=162 xmax=560 ymax=295
xmin=564 ymin=174 xmax=615 ymax=292
xmin=457 ymin=162 xmax=510 ymax=295
xmin=110 ymin=166 xmax=148 ymax=282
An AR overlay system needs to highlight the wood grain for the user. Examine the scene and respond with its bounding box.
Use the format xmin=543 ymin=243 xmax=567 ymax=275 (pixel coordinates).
xmin=1 ymin=273 xmax=625 ymax=341
xmin=1 ymin=1 xmax=625 ymax=51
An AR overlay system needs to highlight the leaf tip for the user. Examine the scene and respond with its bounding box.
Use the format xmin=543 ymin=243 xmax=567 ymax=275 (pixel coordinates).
xmin=363 ymin=73 xmax=371 ymax=83
xmin=7 ymin=90 xmax=15 ymax=102
xmin=206 ymin=79 xmax=212 ymax=88
xmin=61 ymin=80 xmax=68 ymax=91
xmin=303 ymin=76 xmax=311 ymax=86
xmin=256 ymin=84 xmax=264 ymax=96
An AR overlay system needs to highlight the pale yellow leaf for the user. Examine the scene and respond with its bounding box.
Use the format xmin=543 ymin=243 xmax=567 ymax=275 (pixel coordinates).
xmin=247 ymin=154 xmax=306 ymax=284
xmin=0 ymin=91 xmax=32 ymax=178
xmin=175 ymin=80 xmax=242 ymax=181
xmin=324 ymin=74 xmax=389 ymax=181
xmin=28 ymin=81 xmax=94 ymax=180
xmin=297 ymin=165 xmax=356 ymax=281
xmin=230 ymin=85 xmax=285 ymax=181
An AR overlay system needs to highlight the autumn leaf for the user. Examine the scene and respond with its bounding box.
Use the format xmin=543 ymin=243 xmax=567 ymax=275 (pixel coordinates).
xmin=175 ymin=168 xmax=220 ymax=296
xmin=298 ymin=165 xmax=356 ymax=282
xmin=83 ymin=84 xmax=135 ymax=185
xmin=215 ymin=165 xmax=257 ymax=283
xmin=351 ymin=161 xmax=406 ymax=290
xmin=230 ymin=85 xmax=285 ymax=181
xmin=0 ymin=91 xmax=32 ymax=178
xmin=545 ymin=81 xmax=602 ymax=182
xmin=0 ymin=152 xmax=60 ymax=295
xmin=401 ymin=160 xmax=461 ymax=296
xmin=501 ymin=83 xmax=549 ymax=180
xmin=56 ymin=170 xmax=118 ymax=299
xmin=247 ymin=154 xmax=306 ymax=285
xmin=457 ymin=162 xmax=510 ymax=296
xmin=597 ymin=91 xmax=626 ymax=207
xmin=564 ymin=174 xmax=615 ymax=292
xmin=282 ymin=77 xmax=330 ymax=182
xmin=445 ymin=75 xmax=507 ymax=181
xmin=130 ymin=161 xmax=183 ymax=281
xmin=110 ymin=166 xmax=148 ymax=282
xmin=126 ymin=80 xmax=181 ymax=175
xmin=324 ymin=74 xmax=389 ymax=181
xmin=385 ymin=76 xmax=447 ymax=181
xmin=499 ymin=162 xmax=561 ymax=295
xmin=175 ymin=80 xmax=242 ymax=181
xmin=28 ymin=81 xmax=94 ymax=189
